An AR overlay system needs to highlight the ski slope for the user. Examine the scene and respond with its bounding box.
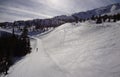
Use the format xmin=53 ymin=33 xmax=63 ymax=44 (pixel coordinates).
xmin=5 ymin=21 xmax=120 ymax=77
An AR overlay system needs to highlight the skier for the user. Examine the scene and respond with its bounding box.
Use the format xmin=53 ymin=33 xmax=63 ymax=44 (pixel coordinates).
xmin=36 ymin=48 xmax=38 ymax=52
xmin=2 ymin=57 xmax=9 ymax=75
xmin=4 ymin=61 xmax=8 ymax=75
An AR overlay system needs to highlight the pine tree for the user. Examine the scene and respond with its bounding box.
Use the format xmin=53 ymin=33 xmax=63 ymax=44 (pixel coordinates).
xmin=72 ymin=15 xmax=79 ymax=23
xmin=102 ymin=15 xmax=108 ymax=22
xmin=91 ymin=15 xmax=95 ymax=20
xmin=21 ymin=26 xmax=28 ymax=40
xmin=113 ymin=14 xmax=117 ymax=22
xmin=20 ymin=26 xmax=31 ymax=56
xmin=96 ymin=17 xmax=102 ymax=24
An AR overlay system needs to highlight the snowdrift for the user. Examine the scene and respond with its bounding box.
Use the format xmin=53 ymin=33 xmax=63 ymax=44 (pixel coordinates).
xmin=6 ymin=21 xmax=120 ymax=77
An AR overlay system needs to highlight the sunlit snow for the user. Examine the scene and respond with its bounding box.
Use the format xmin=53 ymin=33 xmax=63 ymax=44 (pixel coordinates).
xmin=4 ymin=21 xmax=120 ymax=77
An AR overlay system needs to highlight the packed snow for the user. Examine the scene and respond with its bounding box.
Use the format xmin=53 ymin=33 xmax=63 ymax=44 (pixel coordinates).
xmin=4 ymin=21 xmax=120 ymax=77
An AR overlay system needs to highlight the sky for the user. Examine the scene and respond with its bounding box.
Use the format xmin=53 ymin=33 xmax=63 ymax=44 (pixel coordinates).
xmin=0 ymin=0 xmax=120 ymax=22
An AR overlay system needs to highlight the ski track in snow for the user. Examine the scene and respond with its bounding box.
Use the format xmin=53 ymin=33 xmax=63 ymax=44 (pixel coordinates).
xmin=1 ymin=21 xmax=120 ymax=77
xmin=5 ymin=37 xmax=68 ymax=77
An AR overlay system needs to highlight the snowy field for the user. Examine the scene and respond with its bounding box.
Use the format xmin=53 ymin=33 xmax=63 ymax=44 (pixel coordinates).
xmin=3 ymin=21 xmax=120 ymax=77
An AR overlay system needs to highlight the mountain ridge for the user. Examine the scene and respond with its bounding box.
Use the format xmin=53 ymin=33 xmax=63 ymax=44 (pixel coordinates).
xmin=1 ymin=3 xmax=120 ymax=28
xmin=73 ymin=3 xmax=120 ymax=19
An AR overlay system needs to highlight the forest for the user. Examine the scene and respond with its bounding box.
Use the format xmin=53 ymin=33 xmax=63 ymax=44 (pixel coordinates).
xmin=0 ymin=27 xmax=31 ymax=75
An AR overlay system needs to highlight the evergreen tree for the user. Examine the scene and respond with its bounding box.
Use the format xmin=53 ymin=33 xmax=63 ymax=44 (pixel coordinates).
xmin=91 ymin=15 xmax=95 ymax=20
xmin=102 ymin=15 xmax=108 ymax=22
xmin=0 ymin=26 xmax=31 ymax=75
xmin=96 ymin=16 xmax=102 ymax=24
xmin=72 ymin=15 xmax=79 ymax=23
xmin=20 ymin=26 xmax=31 ymax=56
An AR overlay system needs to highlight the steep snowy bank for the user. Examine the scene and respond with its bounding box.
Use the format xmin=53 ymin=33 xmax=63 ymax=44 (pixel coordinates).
xmin=6 ymin=21 xmax=120 ymax=77
xmin=42 ymin=21 xmax=120 ymax=77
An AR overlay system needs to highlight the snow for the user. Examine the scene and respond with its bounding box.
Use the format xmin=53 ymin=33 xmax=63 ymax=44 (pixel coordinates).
xmin=4 ymin=21 xmax=120 ymax=77
xmin=111 ymin=5 xmax=117 ymax=12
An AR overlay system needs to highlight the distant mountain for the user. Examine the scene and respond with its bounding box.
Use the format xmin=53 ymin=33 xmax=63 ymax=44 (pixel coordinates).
xmin=1 ymin=3 xmax=120 ymax=28
xmin=73 ymin=3 xmax=120 ymax=19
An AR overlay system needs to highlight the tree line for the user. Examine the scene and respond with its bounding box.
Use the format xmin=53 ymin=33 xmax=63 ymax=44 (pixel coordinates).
xmin=0 ymin=26 xmax=31 ymax=75
xmin=92 ymin=13 xmax=120 ymax=24
xmin=72 ymin=13 xmax=120 ymax=24
xmin=0 ymin=19 xmax=62 ymax=34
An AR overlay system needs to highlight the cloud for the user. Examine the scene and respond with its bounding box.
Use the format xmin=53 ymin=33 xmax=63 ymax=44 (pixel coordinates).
xmin=0 ymin=0 xmax=120 ymax=22
xmin=0 ymin=5 xmax=52 ymax=18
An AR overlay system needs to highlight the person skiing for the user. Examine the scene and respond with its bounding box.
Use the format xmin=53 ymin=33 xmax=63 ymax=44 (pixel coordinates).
xmin=4 ymin=61 xmax=8 ymax=75
xmin=36 ymin=48 xmax=38 ymax=52
xmin=2 ymin=57 xmax=9 ymax=75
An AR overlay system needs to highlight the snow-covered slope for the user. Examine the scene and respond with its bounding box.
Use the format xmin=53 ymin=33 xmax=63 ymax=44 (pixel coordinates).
xmin=6 ymin=21 xmax=120 ymax=77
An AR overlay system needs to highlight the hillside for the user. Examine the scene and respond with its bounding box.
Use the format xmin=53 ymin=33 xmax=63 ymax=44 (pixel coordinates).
xmin=4 ymin=21 xmax=120 ymax=77
xmin=1 ymin=3 xmax=120 ymax=33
